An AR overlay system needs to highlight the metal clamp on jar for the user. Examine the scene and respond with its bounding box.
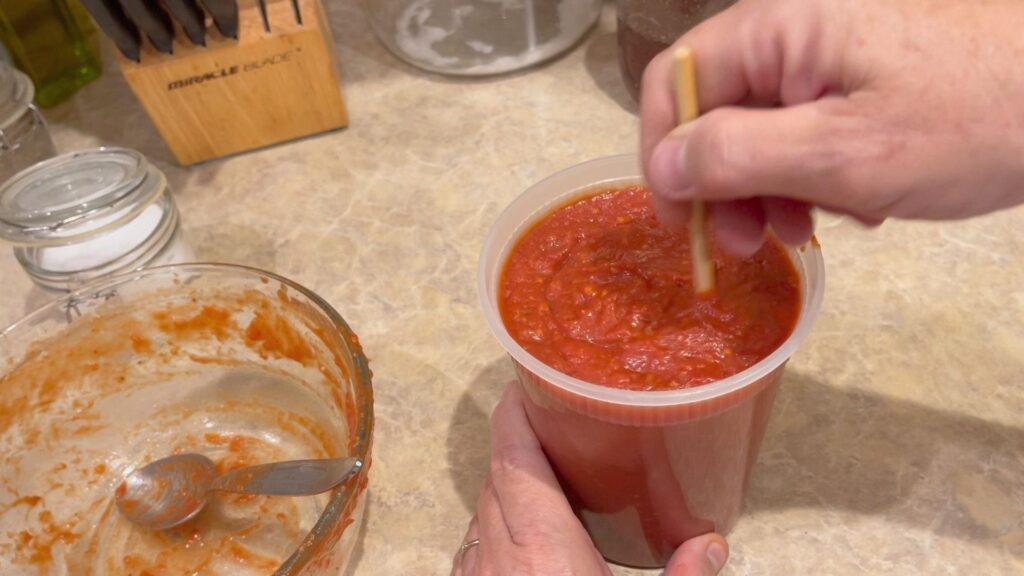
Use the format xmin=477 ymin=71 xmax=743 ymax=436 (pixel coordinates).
xmin=0 ymin=62 xmax=57 ymax=184
xmin=0 ymin=147 xmax=194 ymax=290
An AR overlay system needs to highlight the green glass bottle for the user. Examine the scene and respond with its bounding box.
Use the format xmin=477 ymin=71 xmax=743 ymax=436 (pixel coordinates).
xmin=0 ymin=0 xmax=102 ymax=108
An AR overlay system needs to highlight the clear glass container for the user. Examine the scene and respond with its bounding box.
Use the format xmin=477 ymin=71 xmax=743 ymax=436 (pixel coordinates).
xmin=366 ymin=0 xmax=603 ymax=76
xmin=0 ymin=147 xmax=194 ymax=290
xmin=0 ymin=263 xmax=374 ymax=575
xmin=0 ymin=61 xmax=56 ymax=185
xmin=617 ymin=0 xmax=737 ymax=100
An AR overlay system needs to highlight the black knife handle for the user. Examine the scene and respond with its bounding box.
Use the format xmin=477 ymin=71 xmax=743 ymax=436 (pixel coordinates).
xmin=199 ymin=0 xmax=239 ymax=40
xmin=120 ymin=0 xmax=175 ymax=55
xmin=163 ymin=0 xmax=207 ymax=47
xmin=79 ymin=0 xmax=142 ymax=61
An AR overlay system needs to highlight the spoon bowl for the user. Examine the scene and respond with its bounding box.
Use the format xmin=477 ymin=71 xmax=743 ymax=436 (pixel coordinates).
xmin=115 ymin=453 xmax=216 ymax=531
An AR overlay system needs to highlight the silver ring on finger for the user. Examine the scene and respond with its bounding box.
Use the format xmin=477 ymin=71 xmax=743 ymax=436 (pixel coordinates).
xmin=458 ymin=538 xmax=480 ymax=564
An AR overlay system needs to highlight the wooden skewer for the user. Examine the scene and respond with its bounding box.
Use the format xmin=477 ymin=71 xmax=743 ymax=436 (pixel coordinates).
xmin=673 ymin=46 xmax=716 ymax=297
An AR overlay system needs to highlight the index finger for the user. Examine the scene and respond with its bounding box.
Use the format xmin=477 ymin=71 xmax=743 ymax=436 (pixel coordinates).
xmin=488 ymin=381 xmax=578 ymax=545
xmin=640 ymin=0 xmax=847 ymax=177
xmin=640 ymin=1 xmax=754 ymax=175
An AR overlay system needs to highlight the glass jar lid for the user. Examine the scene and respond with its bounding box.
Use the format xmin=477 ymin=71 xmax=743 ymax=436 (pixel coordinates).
xmin=0 ymin=62 xmax=33 ymax=131
xmin=0 ymin=148 xmax=166 ymax=247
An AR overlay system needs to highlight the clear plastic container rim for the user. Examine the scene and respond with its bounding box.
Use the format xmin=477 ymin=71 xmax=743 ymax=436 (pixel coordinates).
xmin=478 ymin=153 xmax=826 ymax=408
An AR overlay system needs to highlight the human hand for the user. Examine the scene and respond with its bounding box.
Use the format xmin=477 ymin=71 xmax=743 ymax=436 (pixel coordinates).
xmin=642 ymin=0 xmax=1024 ymax=255
xmin=452 ymin=381 xmax=729 ymax=576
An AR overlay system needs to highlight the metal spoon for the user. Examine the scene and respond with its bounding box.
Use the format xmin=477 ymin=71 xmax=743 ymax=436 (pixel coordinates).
xmin=115 ymin=453 xmax=362 ymax=530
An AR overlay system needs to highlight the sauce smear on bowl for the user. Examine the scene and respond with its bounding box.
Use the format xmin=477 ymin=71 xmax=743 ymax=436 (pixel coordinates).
xmin=500 ymin=185 xmax=801 ymax=390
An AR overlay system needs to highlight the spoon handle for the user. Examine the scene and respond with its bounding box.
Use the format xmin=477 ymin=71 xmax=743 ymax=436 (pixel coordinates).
xmin=212 ymin=457 xmax=362 ymax=496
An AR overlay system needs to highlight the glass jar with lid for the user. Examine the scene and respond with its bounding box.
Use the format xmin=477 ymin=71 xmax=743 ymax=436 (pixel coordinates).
xmin=0 ymin=61 xmax=57 ymax=184
xmin=365 ymin=0 xmax=603 ymax=76
xmin=0 ymin=147 xmax=194 ymax=290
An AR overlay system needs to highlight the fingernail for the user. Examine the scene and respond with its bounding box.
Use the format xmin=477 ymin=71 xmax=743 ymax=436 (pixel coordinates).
xmin=706 ymin=542 xmax=727 ymax=572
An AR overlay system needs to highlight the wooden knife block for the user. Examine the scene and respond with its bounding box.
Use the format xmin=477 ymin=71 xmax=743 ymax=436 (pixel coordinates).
xmin=119 ymin=0 xmax=348 ymax=165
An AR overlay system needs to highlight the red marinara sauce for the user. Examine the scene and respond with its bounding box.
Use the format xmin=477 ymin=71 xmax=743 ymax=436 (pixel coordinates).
xmin=499 ymin=185 xmax=801 ymax=391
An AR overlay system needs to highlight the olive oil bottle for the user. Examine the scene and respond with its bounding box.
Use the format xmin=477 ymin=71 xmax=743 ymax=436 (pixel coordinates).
xmin=0 ymin=0 xmax=102 ymax=107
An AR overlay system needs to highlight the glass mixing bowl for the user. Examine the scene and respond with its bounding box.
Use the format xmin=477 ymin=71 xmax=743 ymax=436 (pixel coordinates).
xmin=0 ymin=264 xmax=374 ymax=575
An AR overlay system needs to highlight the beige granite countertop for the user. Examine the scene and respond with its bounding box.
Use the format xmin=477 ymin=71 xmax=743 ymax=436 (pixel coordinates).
xmin=2 ymin=3 xmax=1023 ymax=575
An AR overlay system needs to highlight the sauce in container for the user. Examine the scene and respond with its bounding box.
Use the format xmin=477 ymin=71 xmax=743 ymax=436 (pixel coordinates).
xmin=500 ymin=185 xmax=801 ymax=391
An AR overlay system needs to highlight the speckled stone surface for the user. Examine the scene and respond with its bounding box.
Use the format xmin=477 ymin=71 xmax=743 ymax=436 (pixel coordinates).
xmin=1 ymin=4 xmax=1022 ymax=575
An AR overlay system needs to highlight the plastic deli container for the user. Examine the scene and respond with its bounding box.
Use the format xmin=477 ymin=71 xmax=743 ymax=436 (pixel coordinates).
xmin=478 ymin=154 xmax=825 ymax=568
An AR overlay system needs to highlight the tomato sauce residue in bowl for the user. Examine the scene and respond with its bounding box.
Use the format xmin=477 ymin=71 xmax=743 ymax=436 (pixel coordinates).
xmin=0 ymin=284 xmax=366 ymax=575
xmin=500 ymin=185 xmax=801 ymax=391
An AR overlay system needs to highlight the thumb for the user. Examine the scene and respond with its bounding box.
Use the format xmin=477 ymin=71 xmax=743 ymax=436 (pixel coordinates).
xmin=664 ymin=533 xmax=729 ymax=576
xmin=647 ymin=99 xmax=889 ymax=217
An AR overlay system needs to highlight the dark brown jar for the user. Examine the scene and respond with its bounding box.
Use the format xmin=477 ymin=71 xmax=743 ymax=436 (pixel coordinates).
xmin=617 ymin=0 xmax=737 ymax=101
